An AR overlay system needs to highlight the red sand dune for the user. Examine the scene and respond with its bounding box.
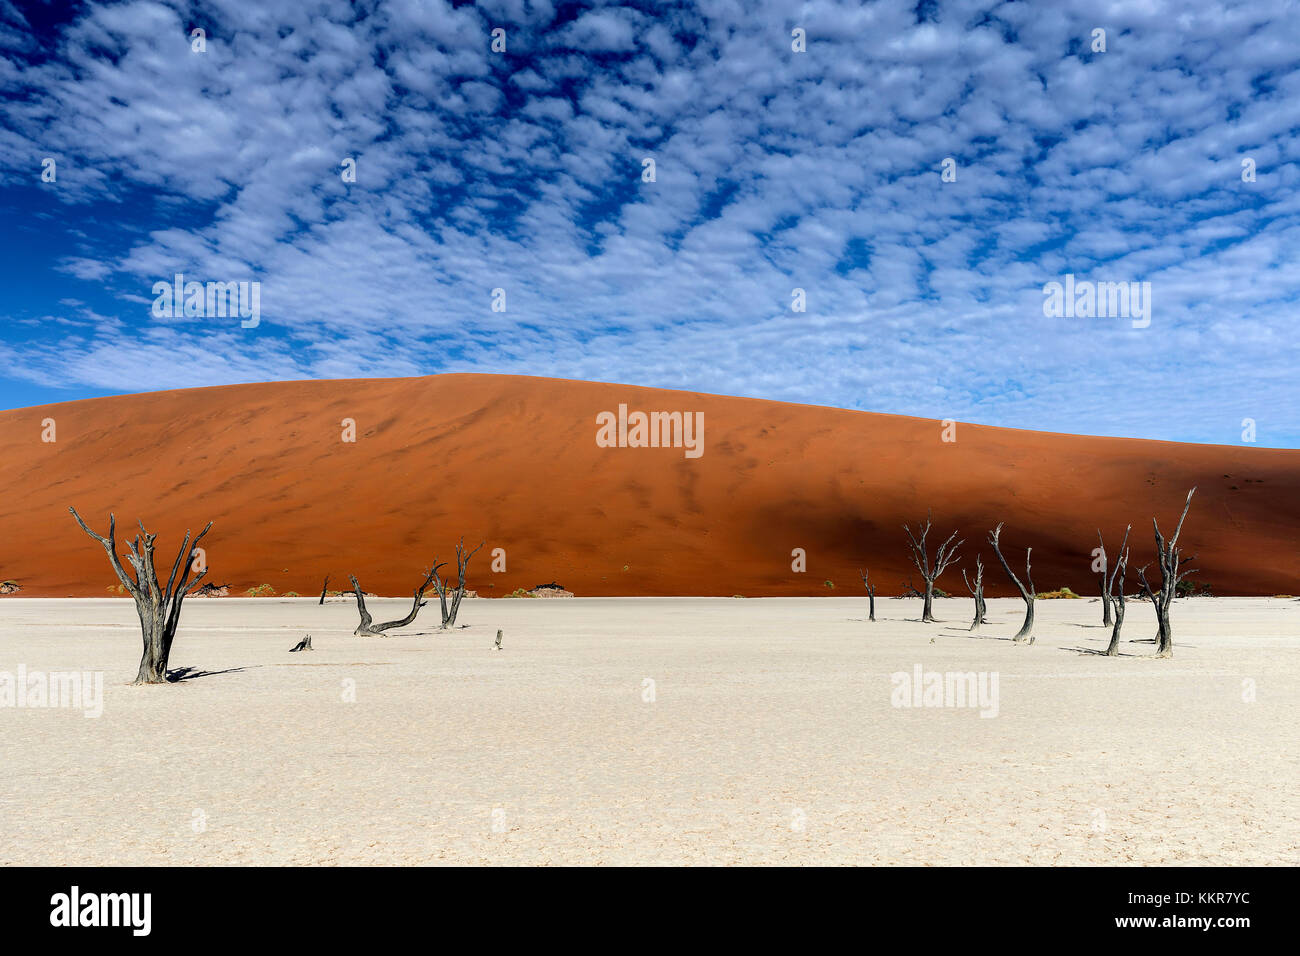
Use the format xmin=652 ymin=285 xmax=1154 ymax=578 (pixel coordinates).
xmin=1 ymin=373 xmax=1297 ymax=598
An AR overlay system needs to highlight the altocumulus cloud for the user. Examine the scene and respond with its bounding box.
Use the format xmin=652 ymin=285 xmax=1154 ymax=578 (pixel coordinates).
xmin=0 ymin=0 xmax=1298 ymax=445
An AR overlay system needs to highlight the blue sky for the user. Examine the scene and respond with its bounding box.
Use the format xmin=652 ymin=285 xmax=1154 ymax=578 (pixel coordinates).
xmin=1 ymin=0 xmax=1298 ymax=446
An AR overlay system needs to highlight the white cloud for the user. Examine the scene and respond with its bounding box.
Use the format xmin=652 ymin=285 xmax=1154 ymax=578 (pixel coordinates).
xmin=0 ymin=0 xmax=1297 ymax=443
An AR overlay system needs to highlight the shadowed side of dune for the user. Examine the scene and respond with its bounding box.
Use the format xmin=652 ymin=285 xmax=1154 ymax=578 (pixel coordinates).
xmin=0 ymin=373 xmax=1297 ymax=597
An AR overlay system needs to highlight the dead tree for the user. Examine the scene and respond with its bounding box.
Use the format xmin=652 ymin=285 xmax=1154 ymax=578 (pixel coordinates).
xmin=961 ymin=556 xmax=988 ymax=632
xmin=349 ymin=567 xmax=439 ymax=637
xmin=1096 ymin=529 xmax=1113 ymax=626
xmin=1103 ymin=525 xmax=1132 ymax=657
xmin=69 ymin=507 xmax=212 ymax=684
xmin=431 ymin=538 xmax=484 ymax=629
xmin=290 ymin=634 xmax=313 ymax=652
xmin=1136 ymin=488 xmax=1197 ymax=659
xmin=859 ymin=568 xmax=876 ymax=622
xmin=988 ymin=523 xmax=1035 ymax=643
xmin=318 ymin=575 xmax=330 ymax=605
xmin=902 ymin=513 xmax=963 ymax=623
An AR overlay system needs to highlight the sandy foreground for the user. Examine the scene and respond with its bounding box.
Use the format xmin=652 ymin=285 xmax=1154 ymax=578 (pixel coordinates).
xmin=1 ymin=595 xmax=1296 ymax=866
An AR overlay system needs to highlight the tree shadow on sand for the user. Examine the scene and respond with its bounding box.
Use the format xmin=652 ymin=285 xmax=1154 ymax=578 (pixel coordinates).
xmin=1063 ymin=642 xmax=1198 ymax=656
xmin=1064 ymin=645 xmax=1129 ymax=657
xmin=940 ymin=626 xmax=1018 ymax=642
xmin=167 ymin=666 xmax=251 ymax=682
xmin=391 ymin=624 xmax=473 ymax=637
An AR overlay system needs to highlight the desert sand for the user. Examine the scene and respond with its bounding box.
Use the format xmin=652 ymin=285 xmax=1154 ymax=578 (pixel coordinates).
xmin=2 ymin=595 xmax=1295 ymax=866
xmin=1 ymin=374 xmax=1297 ymax=598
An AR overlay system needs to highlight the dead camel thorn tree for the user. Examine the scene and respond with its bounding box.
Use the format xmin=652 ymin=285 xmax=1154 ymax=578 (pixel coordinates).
xmin=859 ymin=568 xmax=876 ymax=622
xmin=349 ymin=565 xmax=439 ymax=637
xmin=431 ymin=538 xmax=484 ymax=629
xmin=988 ymin=523 xmax=1035 ymax=643
xmin=1096 ymin=529 xmax=1114 ymax=626
xmin=1103 ymin=525 xmax=1132 ymax=657
xmin=961 ymin=555 xmax=989 ymax=632
xmin=69 ymin=507 xmax=212 ymax=684
xmin=1136 ymin=488 xmax=1197 ymax=659
xmin=903 ymin=512 xmax=963 ymax=623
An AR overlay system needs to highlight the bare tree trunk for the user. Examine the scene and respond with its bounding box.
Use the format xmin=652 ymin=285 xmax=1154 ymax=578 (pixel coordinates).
xmin=431 ymin=572 xmax=450 ymax=624
xmin=1151 ymin=600 xmax=1173 ymax=657
xmin=1104 ymin=593 xmax=1127 ymax=656
xmin=70 ymin=508 xmax=212 ymax=684
xmin=133 ymin=603 xmax=166 ymax=684
xmin=1097 ymin=530 xmax=1113 ymax=626
xmin=903 ymin=513 xmax=963 ymax=624
xmin=988 ymin=523 xmax=1035 ymax=643
xmin=1015 ymin=594 xmax=1035 ymax=641
xmin=350 ymin=578 xmax=376 ymax=635
xmin=962 ymin=557 xmax=987 ymax=632
xmin=1137 ymin=489 xmax=1197 ymax=659
xmin=435 ymin=538 xmax=484 ymax=629
xmin=349 ymin=567 xmax=438 ymax=636
xmin=1103 ymin=526 xmax=1131 ymax=657
xmin=318 ymin=575 xmax=330 ymax=605
xmin=859 ymin=569 xmax=876 ymax=622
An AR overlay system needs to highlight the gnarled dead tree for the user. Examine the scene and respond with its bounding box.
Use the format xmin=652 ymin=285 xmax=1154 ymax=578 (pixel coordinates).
xmin=318 ymin=575 xmax=330 ymax=605
xmin=989 ymin=523 xmax=1035 ymax=643
xmin=859 ymin=568 xmax=876 ymax=622
xmin=1103 ymin=525 xmax=1132 ymax=657
xmin=903 ymin=513 xmax=963 ymax=623
xmin=1136 ymin=488 xmax=1197 ymax=659
xmin=961 ymin=556 xmax=988 ymax=632
xmin=349 ymin=566 xmax=440 ymax=637
xmin=70 ymin=507 xmax=212 ymax=684
xmin=1096 ymin=529 xmax=1113 ymax=626
xmin=431 ymin=538 xmax=484 ymax=629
